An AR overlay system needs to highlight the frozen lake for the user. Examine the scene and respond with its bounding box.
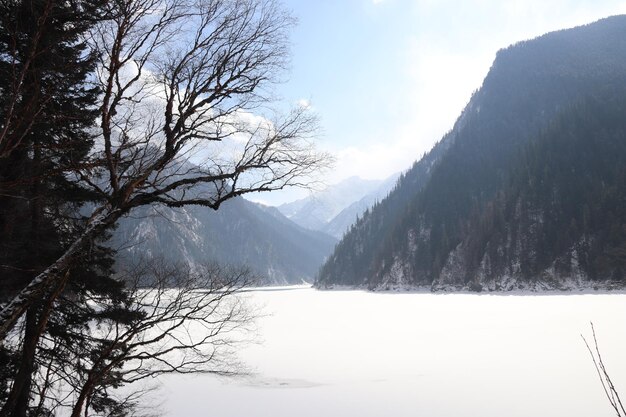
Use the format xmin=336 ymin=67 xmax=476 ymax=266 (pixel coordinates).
xmin=161 ymin=287 xmax=626 ymax=417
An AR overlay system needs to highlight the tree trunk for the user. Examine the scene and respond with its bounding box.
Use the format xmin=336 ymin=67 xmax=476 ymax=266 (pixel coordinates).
xmin=0 ymin=307 xmax=38 ymax=417
xmin=0 ymin=207 xmax=121 ymax=344
xmin=0 ymin=287 xmax=61 ymax=417
xmin=8 ymin=143 xmax=44 ymax=417
xmin=70 ymin=376 xmax=97 ymax=417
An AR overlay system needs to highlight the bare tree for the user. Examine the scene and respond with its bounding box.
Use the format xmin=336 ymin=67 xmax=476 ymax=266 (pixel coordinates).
xmin=1 ymin=258 xmax=256 ymax=417
xmin=0 ymin=0 xmax=330 ymax=342
xmin=66 ymin=260 xmax=257 ymax=417
xmin=582 ymin=322 xmax=626 ymax=417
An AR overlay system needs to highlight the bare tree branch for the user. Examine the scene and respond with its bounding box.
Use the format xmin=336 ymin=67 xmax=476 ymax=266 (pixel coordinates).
xmin=66 ymin=259 xmax=257 ymax=417
xmin=582 ymin=322 xmax=626 ymax=417
xmin=0 ymin=0 xmax=331 ymax=343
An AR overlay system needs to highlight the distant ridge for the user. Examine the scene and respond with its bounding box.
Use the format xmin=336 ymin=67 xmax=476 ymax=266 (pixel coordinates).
xmin=110 ymin=194 xmax=337 ymax=285
xmin=278 ymin=173 xmax=399 ymax=238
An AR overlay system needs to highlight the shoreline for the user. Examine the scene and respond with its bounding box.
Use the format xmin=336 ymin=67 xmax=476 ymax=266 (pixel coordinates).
xmin=312 ymin=282 xmax=626 ymax=296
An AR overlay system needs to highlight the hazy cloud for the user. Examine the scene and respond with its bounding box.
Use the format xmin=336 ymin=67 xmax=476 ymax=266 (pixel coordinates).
xmin=247 ymin=0 xmax=626 ymax=205
xmin=297 ymin=98 xmax=312 ymax=109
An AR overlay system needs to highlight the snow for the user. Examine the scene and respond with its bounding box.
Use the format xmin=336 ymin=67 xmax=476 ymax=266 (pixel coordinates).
xmin=161 ymin=287 xmax=626 ymax=417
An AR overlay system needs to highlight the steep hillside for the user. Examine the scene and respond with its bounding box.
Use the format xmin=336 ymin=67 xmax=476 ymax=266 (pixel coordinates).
xmin=318 ymin=16 xmax=626 ymax=290
xmin=110 ymin=197 xmax=337 ymax=285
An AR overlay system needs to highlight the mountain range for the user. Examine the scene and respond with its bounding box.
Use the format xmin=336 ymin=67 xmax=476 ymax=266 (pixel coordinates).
xmin=108 ymin=169 xmax=404 ymax=284
xmin=278 ymin=174 xmax=399 ymax=239
xmin=109 ymin=196 xmax=337 ymax=285
xmin=317 ymin=16 xmax=626 ymax=291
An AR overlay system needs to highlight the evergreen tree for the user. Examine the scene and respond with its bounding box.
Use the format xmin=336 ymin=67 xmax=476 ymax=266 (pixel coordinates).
xmin=0 ymin=0 xmax=320 ymax=414
xmin=0 ymin=2 xmax=123 ymax=416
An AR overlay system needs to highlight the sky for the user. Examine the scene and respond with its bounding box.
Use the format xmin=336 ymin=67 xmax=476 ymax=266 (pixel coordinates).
xmin=247 ymin=0 xmax=626 ymax=206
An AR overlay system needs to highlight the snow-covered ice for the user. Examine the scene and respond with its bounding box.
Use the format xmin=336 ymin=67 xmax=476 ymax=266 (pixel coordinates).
xmin=161 ymin=287 xmax=626 ymax=417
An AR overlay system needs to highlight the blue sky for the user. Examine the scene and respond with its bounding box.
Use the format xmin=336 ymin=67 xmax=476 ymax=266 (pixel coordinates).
xmin=249 ymin=0 xmax=626 ymax=205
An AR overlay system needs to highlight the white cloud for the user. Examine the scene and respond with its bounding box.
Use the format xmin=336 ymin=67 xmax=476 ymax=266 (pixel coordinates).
xmin=297 ymin=98 xmax=312 ymax=109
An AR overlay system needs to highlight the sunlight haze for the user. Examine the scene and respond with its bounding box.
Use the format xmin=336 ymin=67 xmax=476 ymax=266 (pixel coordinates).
xmin=247 ymin=0 xmax=626 ymax=205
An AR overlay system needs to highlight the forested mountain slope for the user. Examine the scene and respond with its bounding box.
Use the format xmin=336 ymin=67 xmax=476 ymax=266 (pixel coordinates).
xmin=110 ymin=196 xmax=337 ymax=285
xmin=317 ymin=16 xmax=626 ymax=290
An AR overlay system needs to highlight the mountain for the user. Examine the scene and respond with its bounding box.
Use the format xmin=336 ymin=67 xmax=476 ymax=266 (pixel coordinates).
xmin=277 ymin=174 xmax=400 ymax=239
xmin=321 ymin=173 xmax=400 ymax=239
xmin=109 ymin=196 xmax=337 ymax=285
xmin=317 ymin=16 xmax=626 ymax=291
xmin=277 ymin=176 xmax=384 ymax=231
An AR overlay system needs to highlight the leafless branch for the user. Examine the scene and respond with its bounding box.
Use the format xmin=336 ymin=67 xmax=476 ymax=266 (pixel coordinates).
xmin=66 ymin=258 xmax=257 ymax=417
xmin=0 ymin=0 xmax=331 ymax=342
xmin=582 ymin=322 xmax=626 ymax=417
